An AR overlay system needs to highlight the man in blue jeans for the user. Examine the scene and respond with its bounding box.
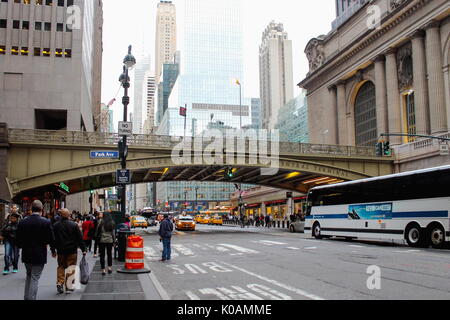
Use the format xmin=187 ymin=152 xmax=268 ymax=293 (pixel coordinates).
xmin=158 ymin=214 xmax=173 ymax=262
xmin=1 ymin=213 xmax=20 ymax=275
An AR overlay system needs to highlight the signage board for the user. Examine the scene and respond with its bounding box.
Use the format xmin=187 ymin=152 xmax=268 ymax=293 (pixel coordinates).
xmin=118 ymin=122 xmax=133 ymax=137
xmin=90 ymin=151 xmax=120 ymax=159
xmin=348 ymin=203 xmax=393 ymax=220
xmin=440 ymin=143 xmax=449 ymax=156
xmin=116 ymin=169 xmax=132 ymax=184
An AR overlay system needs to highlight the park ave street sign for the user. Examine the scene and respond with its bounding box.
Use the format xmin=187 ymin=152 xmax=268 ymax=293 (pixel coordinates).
xmin=90 ymin=151 xmax=120 ymax=159
xmin=119 ymin=122 xmax=133 ymax=137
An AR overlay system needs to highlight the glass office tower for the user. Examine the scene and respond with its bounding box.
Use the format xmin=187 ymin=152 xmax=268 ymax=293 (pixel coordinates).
xmin=156 ymin=0 xmax=254 ymax=210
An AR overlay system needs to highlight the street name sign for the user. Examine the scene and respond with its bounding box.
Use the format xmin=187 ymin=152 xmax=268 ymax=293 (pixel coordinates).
xmin=90 ymin=151 xmax=120 ymax=159
xmin=116 ymin=169 xmax=132 ymax=184
xmin=118 ymin=122 xmax=133 ymax=137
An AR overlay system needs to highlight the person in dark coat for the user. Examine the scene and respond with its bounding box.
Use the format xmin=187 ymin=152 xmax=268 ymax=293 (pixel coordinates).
xmin=158 ymin=214 xmax=174 ymax=262
xmin=1 ymin=213 xmax=20 ymax=275
xmin=16 ymin=200 xmax=55 ymax=300
xmin=50 ymin=209 xmax=86 ymax=294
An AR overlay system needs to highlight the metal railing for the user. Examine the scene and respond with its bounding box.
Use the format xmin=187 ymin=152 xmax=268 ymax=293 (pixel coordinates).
xmin=394 ymin=132 xmax=450 ymax=160
xmin=7 ymin=128 xmax=384 ymax=159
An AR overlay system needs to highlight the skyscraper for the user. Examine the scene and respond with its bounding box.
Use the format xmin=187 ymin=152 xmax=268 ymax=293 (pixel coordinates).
xmin=155 ymin=0 xmax=177 ymax=84
xmin=156 ymin=0 xmax=252 ymax=209
xmin=132 ymin=55 xmax=151 ymax=134
xmin=0 ymin=0 xmax=104 ymax=132
xmin=259 ymin=21 xmax=294 ymax=130
xmin=142 ymin=70 xmax=156 ymax=134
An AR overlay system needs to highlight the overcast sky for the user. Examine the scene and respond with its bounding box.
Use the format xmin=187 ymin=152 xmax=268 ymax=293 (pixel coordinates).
xmin=101 ymin=0 xmax=336 ymax=122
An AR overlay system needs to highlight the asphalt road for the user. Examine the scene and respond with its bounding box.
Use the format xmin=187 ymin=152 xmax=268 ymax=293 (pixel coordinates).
xmin=137 ymin=225 xmax=450 ymax=300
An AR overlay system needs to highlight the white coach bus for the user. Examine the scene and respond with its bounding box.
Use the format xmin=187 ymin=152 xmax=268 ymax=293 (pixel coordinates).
xmin=305 ymin=165 xmax=450 ymax=249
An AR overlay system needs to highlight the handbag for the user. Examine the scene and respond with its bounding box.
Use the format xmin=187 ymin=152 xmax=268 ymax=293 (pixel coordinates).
xmin=79 ymin=255 xmax=90 ymax=285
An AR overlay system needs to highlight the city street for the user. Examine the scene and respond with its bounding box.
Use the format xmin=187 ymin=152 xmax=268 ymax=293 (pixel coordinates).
xmin=139 ymin=225 xmax=450 ymax=301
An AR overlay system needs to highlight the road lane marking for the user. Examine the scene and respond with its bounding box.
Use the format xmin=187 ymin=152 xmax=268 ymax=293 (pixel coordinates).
xmin=287 ymin=247 xmax=300 ymax=250
xmin=219 ymin=261 xmax=325 ymax=301
xmin=260 ymin=240 xmax=288 ymax=245
xmin=349 ymin=245 xmax=365 ymax=248
xmin=218 ymin=244 xmax=259 ymax=254
xmin=304 ymin=247 xmax=318 ymax=250
xmin=185 ymin=291 xmax=201 ymax=300
xmin=247 ymin=284 xmax=292 ymax=300
xmin=172 ymin=244 xmax=195 ymax=256
xmin=199 ymin=288 xmax=231 ymax=300
xmin=217 ymin=287 xmax=262 ymax=300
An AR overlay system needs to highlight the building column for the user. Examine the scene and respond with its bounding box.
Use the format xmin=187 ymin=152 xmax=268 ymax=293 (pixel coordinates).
xmin=385 ymin=49 xmax=402 ymax=145
xmin=373 ymin=55 xmax=389 ymax=137
xmin=425 ymin=21 xmax=448 ymax=134
xmin=327 ymin=85 xmax=339 ymax=145
xmin=411 ymin=30 xmax=430 ymax=135
xmin=336 ymin=81 xmax=347 ymax=145
xmin=443 ymin=64 xmax=450 ymax=131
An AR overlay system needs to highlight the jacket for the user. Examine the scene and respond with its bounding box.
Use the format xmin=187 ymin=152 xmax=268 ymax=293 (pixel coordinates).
xmin=95 ymin=220 xmax=115 ymax=244
xmin=51 ymin=218 xmax=86 ymax=255
xmin=82 ymin=220 xmax=94 ymax=241
xmin=16 ymin=214 xmax=55 ymax=265
xmin=1 ymin=221 xmax=19 ymax=243
xmin=158 ymin=219 xmax=173 ymax=239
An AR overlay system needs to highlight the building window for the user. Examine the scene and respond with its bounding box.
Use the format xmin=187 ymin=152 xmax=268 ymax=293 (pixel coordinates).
xmin=0 ymin=45 xmax=5 ymax=55
xmin=55 ymin=48 xmax=63 ymax=57
xmin=44 ymin=22 xmax=51 ymax=31
xmin=57 ymin=0 xmax=63 ymax=6
xmin=13 ymin=20 xmax=20 ymax=29
xmin=354 ymin=81 xmax=377 ymax=147
xmin=11 ymin=46 xmax=19 ymax=55
xmin=56 ymin=23 xmax=63 ymax=31
xmin=64 ymin=49 xmax=71 ymax=58
xmin=35 ymin=109 xmax=67 ymax=130
xmin=35 ymin=21 xmax=42 ymax=30
xmin=22 ymin=21 xmax=29 ymax=30
xmin=21 ymin=47 xmax=29 ymax=55
xmin=34 ymin=47 xmax=41 ymax=56
xmin=404 ymin=92 xmax=416 ymax=143
xmin=0 ymin=20 xmax=6 ymax=28
xmin=43 ymin=48 xmax=50 ymax=56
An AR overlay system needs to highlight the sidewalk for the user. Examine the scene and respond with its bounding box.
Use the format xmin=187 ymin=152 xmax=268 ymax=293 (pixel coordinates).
xmin=0 ymin=244 xmax=162 ymax=300
xmin=0 ymin=245 xmax=96 ymax=300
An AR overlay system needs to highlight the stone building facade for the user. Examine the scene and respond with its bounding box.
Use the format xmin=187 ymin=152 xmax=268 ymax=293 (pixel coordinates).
xmin=299 ymin=0 xmax=450 ymax=172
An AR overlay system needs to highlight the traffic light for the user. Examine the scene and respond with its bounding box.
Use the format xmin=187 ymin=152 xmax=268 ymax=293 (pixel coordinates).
xmin=225 ymin=167 xmax=234 ymax=179
xmin=376 ymin=142 xmax=383 ymax=157
xmin=383 ymin=141 xmax=391 ymax=156
xmin=118 ymin=139 xmax=128 ymax=168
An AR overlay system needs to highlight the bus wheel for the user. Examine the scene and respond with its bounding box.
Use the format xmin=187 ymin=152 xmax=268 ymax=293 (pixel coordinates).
xmin=428 ymin=224 xmax=445 ymax=249
xmin=405 ymin=224 xmax=424 ymax=248
xmin=313 ymin=223 xmax=322 ymax=240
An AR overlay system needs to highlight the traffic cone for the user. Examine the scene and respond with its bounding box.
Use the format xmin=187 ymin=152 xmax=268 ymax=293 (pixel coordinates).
xmin=117 ymin=235 xmax=151 ymax=274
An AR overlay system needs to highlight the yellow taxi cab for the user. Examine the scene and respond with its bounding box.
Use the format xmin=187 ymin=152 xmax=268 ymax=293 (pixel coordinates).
xmin=200 ymin=216 xmax=211 ymax=224
xmin=211 ymin=215 xmax=223 ymax=225
xmin=194 ymin=215 xmax=204 ymax=223
xmin=131 ymin=216 xmax=148 ymax=229
xmin=176 ymin=216 xmax=196 ymax=231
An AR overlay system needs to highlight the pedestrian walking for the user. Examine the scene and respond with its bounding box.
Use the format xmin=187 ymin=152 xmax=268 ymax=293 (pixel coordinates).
xmin=158 ymin=214 xmax=173 ymax=262
xmin=75 ymin=217 xmax=83 ymax=233
xmin=95 ymin=212 xmax=115 ymax=276
xmin=92 ymin=212 xmax=102 ymax=258
xmin=265 ymin=215 xmax=271 ymax=228
xmin=82 ymin=216 xmax=95 ymax=253
xmin=5 ymin=204 xmax=23 ymax=222
xmin=1 ymin=213 xmax=21 ymax=275
xmin=16 ymin=200 xmax=55 ymax=300
xmin=50 ymin=209 xmax=86 ymax=294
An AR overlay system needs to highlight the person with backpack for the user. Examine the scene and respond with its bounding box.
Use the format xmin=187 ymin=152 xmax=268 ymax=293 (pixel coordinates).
xmin=158 ymin=214 xmax=174 ymax=262
xmin=82 ymin=216 xmax=95 ymax=253
xmin=95 ymin=212 xmax=115 ymax=276
xmin=1 ymin=213 xmax=21 ymax=275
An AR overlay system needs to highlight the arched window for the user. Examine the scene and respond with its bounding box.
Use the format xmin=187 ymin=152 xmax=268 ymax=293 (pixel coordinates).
xmin=354 ymin=81 xmax=377 ymax=147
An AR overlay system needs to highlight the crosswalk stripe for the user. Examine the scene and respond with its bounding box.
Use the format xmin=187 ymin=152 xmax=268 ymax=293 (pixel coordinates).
xmin=218 ymin=244 xmax=259 ymax=254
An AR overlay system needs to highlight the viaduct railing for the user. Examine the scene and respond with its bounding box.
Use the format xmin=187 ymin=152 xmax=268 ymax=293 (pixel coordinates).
xmin=7 ymin=128 xmax=387 ymax=159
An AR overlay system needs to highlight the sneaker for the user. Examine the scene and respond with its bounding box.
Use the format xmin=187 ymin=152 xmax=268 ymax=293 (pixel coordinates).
xmin=57 ymin=285 xmax=64 ymax=294
xmin=3 ymin=270 xmax=9 ymax=275
xmin=12 ymin=270 xmax=18 ymax=274
xmin=93 ymin=254 xmax=98 ymax=258
xmin=108 ymin=269 xmax=113 ymax=275
xmin=65 ymin=289 xmax=74 ymax=295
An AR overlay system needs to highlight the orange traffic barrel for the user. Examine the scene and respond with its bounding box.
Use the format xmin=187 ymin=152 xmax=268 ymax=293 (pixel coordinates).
xmin=118 ymin=235 xmax=151 ymax=274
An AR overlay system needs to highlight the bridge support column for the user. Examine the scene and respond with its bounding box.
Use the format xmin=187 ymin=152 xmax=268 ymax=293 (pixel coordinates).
xmin=0 ymin=123 xmax=11 ymax=204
